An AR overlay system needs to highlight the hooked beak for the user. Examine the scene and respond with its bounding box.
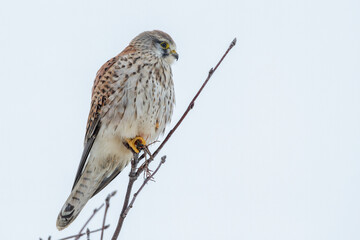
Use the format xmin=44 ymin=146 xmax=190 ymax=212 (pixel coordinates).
xmin=170 ymin=49 xmax=179 ymax=61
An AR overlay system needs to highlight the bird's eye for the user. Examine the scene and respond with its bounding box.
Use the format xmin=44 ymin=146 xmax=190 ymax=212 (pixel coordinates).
xmin=160 ymin=41 xmax=169 ymax=49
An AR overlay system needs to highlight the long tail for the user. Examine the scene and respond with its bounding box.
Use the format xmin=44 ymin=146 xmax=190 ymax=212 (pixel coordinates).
xmin=56 ymin=167 xmax=103 ymax=230
xmin=56 ymin=139 xmax=133 ymax=230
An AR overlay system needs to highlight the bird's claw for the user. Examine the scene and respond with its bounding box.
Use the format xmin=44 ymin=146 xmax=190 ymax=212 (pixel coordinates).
xmin=126 ymin=137 xmax=147 ymax=153
xmin=144 ymin=164 xmax=154 ymax=179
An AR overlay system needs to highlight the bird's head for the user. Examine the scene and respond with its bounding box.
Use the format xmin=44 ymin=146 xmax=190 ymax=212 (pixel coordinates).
xmin=130 ymin=30 xmax=178 ymax=65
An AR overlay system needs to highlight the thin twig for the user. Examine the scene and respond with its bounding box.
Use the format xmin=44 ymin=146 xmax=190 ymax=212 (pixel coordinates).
xmin=100 ymin=191 xmax=117 ymax=240
xmin=136 ymin=38 xmax=237 ymax=175
xmin=74 ymin=204 xmax=104 ymax=240
xmin=86 ymin=229 xmax=90 ymax=240
xmin=58 ymin=225 xmax=109 ymax=240
xmin=125 ymin=156 xmax=166 ymax=216
xmin=111 ymin=153 xmax=139 ymax=240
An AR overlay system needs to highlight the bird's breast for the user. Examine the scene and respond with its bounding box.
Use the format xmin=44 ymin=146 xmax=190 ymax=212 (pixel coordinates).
xmin=101 ymin=57 xmax=175 ymax=143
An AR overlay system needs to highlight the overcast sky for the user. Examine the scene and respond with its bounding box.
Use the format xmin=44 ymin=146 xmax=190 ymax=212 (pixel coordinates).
xmin=0 ymin=0 xmax=359 ymax=239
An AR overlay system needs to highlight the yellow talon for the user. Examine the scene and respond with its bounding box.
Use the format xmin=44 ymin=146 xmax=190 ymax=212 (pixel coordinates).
xmin=126 ymin=137 xmax=147 ymax=153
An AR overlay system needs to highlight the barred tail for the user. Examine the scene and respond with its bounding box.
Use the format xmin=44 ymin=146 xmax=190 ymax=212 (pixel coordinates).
xmin=56 ymin=171 xmax=101 ymax=230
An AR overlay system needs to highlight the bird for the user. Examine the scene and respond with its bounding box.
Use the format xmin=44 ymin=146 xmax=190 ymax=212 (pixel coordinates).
xmin=56 ymin=30 xmax=178 ymax=230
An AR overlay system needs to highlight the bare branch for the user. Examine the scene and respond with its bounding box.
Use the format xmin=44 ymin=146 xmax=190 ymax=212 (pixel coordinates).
xmin=101 ymin=191 xmax=117 ymax=240
xmin=125 ymin=156 xmax=166 ymax=215
xmin=74 ymin=204 xmax=104 ymax=240
xmin=111 ymin=152 xmax=140 ymax=240
xmin=58 ymin=225 xmax=109 ymax=240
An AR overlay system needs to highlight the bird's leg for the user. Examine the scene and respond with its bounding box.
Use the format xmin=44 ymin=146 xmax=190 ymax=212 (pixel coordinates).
xmin=143 ymin=155 xmax=154 ymax=179
xmin=126 ymin=136 xmax=147 ymax=153
xmin=142 ymin=146 xmax=154 ymax=179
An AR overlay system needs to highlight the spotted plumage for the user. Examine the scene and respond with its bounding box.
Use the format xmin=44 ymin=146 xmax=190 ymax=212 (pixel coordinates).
xmin=56 ymin=30 xmax=178 ymax=230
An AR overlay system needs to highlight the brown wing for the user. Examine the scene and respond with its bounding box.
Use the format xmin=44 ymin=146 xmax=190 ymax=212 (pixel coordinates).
xmin=72 ymin=45 xmax=137 ymax=190
xmin=71 ymin=53 xmax=120 ymax=189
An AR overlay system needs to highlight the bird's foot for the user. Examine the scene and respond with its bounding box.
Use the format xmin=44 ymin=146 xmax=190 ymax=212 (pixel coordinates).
xmin=126 ymin=137 xmax=147 ymax=153
xmin=144 ymin=162 xmax=154 ymax=178
xmin=143 ymin=161 xmax=154 ymax=180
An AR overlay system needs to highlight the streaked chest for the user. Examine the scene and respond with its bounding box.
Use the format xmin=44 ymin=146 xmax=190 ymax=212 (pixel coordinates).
xmin=102 ymin=55 xmax=175 ymax=139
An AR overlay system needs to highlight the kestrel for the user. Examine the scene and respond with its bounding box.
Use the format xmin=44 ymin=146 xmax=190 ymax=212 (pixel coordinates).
xmin=56 ymin=30 xmax=178 ymax=230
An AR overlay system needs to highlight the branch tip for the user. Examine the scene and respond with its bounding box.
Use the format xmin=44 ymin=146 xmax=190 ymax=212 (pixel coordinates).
xmin=106 ymin=190 xmax=117 ymax=202
xmin=231 ymin=38 xmax=237 ymax=47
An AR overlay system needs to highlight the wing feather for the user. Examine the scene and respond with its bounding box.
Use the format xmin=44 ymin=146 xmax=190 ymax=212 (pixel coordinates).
xmin=71 ymin=54 xmax=121 ymax=190
xmin=92 ymin=168 xmax=122 ymax=197
xmin=71 ymin=45 xmax=137 ymax=191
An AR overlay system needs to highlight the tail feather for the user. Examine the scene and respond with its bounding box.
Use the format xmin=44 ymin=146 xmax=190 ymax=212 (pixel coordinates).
xmin=56 ymin=171 xmax=102 ymax=230
xmin=56 ymin=139 xmax=132 ymax=230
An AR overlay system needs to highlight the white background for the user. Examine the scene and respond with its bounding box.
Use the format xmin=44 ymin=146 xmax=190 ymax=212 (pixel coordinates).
xmin=0 ymin=0 xmax=359 ymax=239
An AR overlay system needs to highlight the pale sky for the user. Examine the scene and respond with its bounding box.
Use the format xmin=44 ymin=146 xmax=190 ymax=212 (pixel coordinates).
xmin=0 ymin=0 xmax=359 ymax=239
